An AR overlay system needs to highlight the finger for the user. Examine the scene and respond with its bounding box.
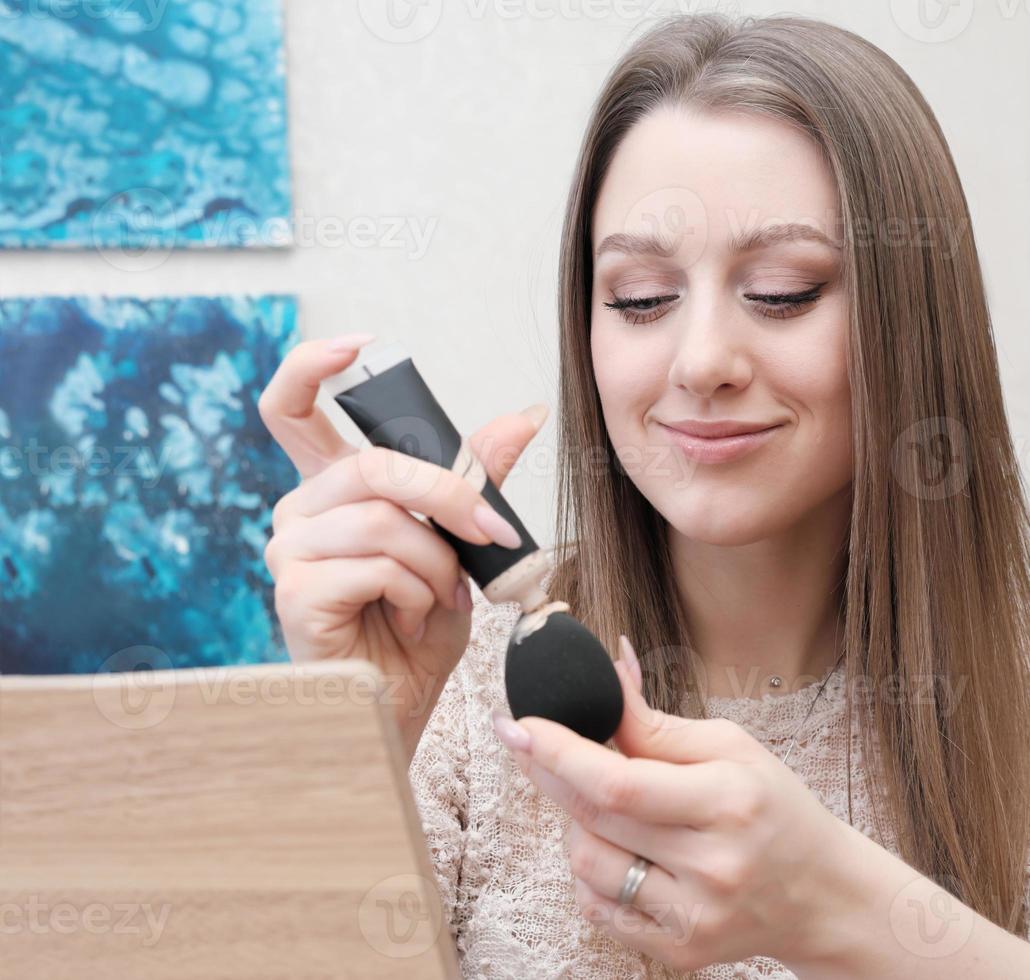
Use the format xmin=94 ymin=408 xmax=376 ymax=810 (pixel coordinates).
xmin=467 ymin=404 xmax=548 ymax=489
xmin=274 ymin=555 xmax=436 ymax=649
xmin=573 ymin=877 xmax=662 ymax=937
xmin=612 ymin=648 xmax=758 ymax=764
xmin=617 ymin=635 xmax=644 ymax=694
xmin=611 ymin=658 xmax=712 ymax=761
xmin=513 ymin=716 xmax=740 ymax=827
xmin=278 ymin=447 xmax=523 ymax=549
xmin=521 ymin=754 xmax=684 ymax=864
xmin=574 ymin=877 xmax=707 ymax=970
xmin=265 ymin=499 xmax=463 ymax=611
xmin=258 ymin=335 xmax=375 ymax=479
xmin=567 ymin=820 xmax=678 ymax=916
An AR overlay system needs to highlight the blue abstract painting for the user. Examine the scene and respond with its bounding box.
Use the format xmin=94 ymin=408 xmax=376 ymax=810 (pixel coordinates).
xmin=0 ymin=0 xmax=292 ymax=249
xmin=0 ymin=295 xmax=300 ymax=674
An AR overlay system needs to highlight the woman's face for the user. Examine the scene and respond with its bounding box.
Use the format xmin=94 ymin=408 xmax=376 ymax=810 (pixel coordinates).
xmin=590 ymin=106 xmax=853 ymax=545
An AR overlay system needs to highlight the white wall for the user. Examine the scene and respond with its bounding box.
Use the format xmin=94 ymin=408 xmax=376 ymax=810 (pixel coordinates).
xmin=1 ymin=0 xmax=1027 ymax=547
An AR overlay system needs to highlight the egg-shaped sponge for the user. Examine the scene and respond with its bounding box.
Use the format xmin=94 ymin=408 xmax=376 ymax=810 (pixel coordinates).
xmin=504 ymin=610 xmax=624 ymax=744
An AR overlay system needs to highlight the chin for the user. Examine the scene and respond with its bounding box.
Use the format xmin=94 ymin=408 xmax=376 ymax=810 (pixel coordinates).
xmin=669 ymin=520 xmax=774 ymax=548
xmin=653 ymin=490 xmax=781 ymax=547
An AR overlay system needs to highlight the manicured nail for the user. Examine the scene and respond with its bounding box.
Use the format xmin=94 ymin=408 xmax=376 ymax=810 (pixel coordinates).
xmin=410 ymin=619 xmax=426 ymax=643
xmin=519 ymin=402 xmax=549 ymax=432
xmin=454 ymin=578 xmax=473 ymax=614
xmin=492 ymin=709 xmax=531 ymax=752
xmin=618 ymin=634 xmax=643 ymax=692
xmin=329 ymin=332 xmax=376 ymax=352
xmin=473 ymin=503 xmax=522 ymax=549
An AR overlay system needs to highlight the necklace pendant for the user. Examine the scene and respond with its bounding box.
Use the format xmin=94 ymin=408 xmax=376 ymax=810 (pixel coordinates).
xmin=768 ymin=674 xmax=783 ymax=688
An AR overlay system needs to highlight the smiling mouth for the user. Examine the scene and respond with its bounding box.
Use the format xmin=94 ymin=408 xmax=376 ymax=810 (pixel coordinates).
xmin=658 ymin=422 xmax=784 ymax=464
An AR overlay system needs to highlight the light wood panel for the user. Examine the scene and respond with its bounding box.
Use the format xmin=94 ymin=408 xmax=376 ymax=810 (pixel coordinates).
xmin=0 ymin=660 xmax=459 ymax=979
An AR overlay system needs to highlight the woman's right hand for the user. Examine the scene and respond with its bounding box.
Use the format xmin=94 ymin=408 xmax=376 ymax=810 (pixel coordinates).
xmin=258 ymin=334 xmax=547 ymax=755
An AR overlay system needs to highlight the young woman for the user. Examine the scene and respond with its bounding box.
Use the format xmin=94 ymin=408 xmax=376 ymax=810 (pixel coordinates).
xmin=258 ymin=12 xmax=1030 ymax=978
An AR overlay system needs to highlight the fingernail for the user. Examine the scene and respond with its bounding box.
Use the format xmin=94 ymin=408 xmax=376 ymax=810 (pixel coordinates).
xmin=329 ymin=332 xmax=376 ymax=352
xmin=492 ymin=709 xmax=531 ymax=752
xmin=455 ymin=578 xmax=473 ymax=614
xmin=473 ymin=503 xmax=522 ymax=549
xmin=519 ymin=402 xmax=549 ymax=432
xmin=618 ymin=634 xmax=643 ymax=692
xmin=410 ymin=619 xmax=426 ymax=643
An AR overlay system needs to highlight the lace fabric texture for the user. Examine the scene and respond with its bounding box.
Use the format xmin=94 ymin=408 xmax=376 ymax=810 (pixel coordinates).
xmin=408 ymin=576 xmax=1030 ymax=979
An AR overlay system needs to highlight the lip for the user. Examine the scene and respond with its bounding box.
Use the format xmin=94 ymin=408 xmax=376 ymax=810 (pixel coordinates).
xmin=658 ymin=421 xmax=784 ymax=464
xmin=661 ymin=418 xmax=782 ymax=438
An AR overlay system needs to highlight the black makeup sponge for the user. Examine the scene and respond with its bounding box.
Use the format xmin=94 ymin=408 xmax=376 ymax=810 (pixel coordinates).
xmin=504 ymin=610 xmax=625 ymax=744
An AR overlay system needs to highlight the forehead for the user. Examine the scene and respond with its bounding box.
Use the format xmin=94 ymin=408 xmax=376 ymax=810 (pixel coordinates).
xmin=591 ymin=105 xmax=840 ymax=255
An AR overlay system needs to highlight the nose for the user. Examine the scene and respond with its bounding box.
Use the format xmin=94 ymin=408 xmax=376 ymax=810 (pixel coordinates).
xmin=665 ymin=290 xmax=752 ymax=398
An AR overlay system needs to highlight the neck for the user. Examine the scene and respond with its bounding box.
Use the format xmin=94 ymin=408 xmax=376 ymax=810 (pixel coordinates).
xmin=669 ymin=484 xmax=851 ymax=700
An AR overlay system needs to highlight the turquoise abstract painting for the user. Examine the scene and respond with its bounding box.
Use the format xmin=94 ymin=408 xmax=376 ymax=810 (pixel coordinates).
xmin=0 ymin=295 xmax=300 ymax=674
xmin=0 ymin=0 xmax=292 ymax=249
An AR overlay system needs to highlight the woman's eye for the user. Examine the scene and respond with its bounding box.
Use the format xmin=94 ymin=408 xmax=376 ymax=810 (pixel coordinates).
xmin=744 ymin=285 xmax=825 ymax=319
xmin=603 ymin=284 xmax=826 ymax=325
xmin=603 ymin=293 xmax=679 ymax=325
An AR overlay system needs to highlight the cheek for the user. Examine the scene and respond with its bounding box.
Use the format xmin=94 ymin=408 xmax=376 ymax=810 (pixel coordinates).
xmin=754 ymin=321 xmax=853 ymax=513
xmin=768 ymin=320 xmax=852 ymax=456
xmin=590 ymin=317 xmax=621 ymax=407
xmin=590 ymin=321 xmax=663 ymax=429
xmin=591 ymin=336 xmax=656 ymax=470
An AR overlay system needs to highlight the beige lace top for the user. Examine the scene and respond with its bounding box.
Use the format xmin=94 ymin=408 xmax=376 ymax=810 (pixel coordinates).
xmin=408 ymin=577 xmax=1030 ymax=979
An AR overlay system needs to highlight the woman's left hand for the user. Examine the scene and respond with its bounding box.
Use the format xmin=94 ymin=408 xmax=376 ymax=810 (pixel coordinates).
xmin=491 ymin=636 xmax=858 ymax=974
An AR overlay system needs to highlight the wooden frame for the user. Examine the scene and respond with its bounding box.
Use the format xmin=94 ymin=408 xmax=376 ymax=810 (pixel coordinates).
xmin=0 ymin=660 xmax=459 ymax=979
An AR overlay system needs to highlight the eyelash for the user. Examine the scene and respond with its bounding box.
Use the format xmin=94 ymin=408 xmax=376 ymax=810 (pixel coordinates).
xmin=603 ymin=285 xmax=825 ymax=325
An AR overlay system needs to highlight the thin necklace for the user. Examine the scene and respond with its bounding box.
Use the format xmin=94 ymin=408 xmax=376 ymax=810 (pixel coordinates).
xmin=778 ymin=650 xmax=846 ymax=767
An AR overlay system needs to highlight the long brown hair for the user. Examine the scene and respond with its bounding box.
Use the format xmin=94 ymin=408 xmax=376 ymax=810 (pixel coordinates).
xmin=548 ymin=11 xmax=1030 ymax=939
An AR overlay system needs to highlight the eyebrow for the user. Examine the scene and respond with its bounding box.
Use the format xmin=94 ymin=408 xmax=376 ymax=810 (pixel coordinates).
xmin=594 ymin=222 xmax=842 ymax=259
